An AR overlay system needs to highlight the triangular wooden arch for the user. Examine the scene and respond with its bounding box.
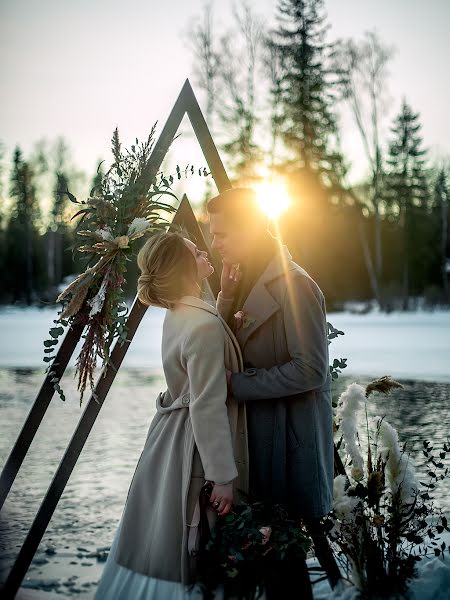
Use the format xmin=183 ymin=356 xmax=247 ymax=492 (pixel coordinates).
xmin=0 ymin=78 xmax=344 ymax=598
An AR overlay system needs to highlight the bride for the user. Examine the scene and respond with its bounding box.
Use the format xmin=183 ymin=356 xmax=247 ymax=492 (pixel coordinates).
xmin=93 ymin=230 xmax=250 ymax=599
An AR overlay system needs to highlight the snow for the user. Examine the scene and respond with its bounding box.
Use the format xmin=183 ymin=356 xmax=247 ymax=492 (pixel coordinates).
xmin=327 ymin=309 xmax=450 ymax=383
xmin=1 ymin=305 xmax=449 ymax=381
xmin=0 ymin=304 xmax=166 ymax=369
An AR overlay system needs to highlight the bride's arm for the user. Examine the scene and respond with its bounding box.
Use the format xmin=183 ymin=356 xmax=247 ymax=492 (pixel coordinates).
xmin=182 ymin=318 xmax=238 ymax=484
xmin=216 ymin=290 xmax=235 ymax=322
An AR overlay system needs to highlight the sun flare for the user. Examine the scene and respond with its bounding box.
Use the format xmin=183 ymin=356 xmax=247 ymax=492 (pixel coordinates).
xmin=254 ymin=179 xmax=291 ymax=219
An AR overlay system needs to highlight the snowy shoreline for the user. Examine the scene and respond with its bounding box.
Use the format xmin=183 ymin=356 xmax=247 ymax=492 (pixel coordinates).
xmin=0 ymin=305 xmax=449 ymax=382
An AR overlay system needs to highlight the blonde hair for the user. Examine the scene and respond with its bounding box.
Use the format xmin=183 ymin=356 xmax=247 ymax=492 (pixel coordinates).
xmin=136 ymin=231 xmax=199 ymax=309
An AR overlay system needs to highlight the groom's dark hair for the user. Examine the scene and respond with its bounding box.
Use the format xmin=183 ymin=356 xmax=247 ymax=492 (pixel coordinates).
xmin=206 ymin=187 xmax=269 ymax=229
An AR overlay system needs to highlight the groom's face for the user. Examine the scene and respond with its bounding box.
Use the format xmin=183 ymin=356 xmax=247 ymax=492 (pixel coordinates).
xmin=209 ymin=211 xmax=256 ymax=264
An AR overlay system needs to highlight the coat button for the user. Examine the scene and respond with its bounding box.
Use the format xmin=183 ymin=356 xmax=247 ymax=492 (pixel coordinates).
xmin=182 ymin=396 xmax=190 ymax=404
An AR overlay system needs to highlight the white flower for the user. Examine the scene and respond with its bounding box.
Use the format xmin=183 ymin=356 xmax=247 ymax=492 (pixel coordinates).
xmin=333 ymin=474 xmax=359 ymax=521
xmin=336 ymin=382 xmax=366 ymax=473
xmin=126 ymin=217 xmax=152 ymax=239
xmin=351 ymin=466 xmax=364 ymax=482
xmin=95 ymin=227 xmax=114 ymax=241
xmin=333 ymin=474 xmax=348 ymax=503
xmin=87 ymin=267 xmax=111 ymax=317
xmin=259 ymin=526 xmax=272 ymax=545
xmin=372 ymin=416 xmax=417 ymax=504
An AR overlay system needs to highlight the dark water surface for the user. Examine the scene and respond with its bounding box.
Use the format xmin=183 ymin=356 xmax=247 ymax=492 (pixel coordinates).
xmin=0 ymin=369 xmax=449 ymax=597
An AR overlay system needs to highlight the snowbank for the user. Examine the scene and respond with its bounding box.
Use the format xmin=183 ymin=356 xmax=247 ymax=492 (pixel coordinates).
xmin=0 ymin=305 xmax=449 ymax=382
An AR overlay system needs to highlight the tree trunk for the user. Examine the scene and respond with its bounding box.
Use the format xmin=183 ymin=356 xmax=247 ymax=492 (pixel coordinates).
xmin=441 ymin=192 xmax=449 ymax=302
xmin=356 ymin=213 xmax=381 ymax=307
xmin=47 ymin=230 xmax=55 ymax=286
xmin=26 ymin=220 xmax=33 ymax=304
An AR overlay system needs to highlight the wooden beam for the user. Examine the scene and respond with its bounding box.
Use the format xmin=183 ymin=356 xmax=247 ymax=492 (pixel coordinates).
xmin=173 ymin=194 xmax=221 ymax=297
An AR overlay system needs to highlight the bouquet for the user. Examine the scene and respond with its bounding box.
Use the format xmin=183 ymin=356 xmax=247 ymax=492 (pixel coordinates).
xmin=324 ymin=376 xmax=450 ymax=598
xmin=192 ymin=497 xmax=312 ymax=600
xmin=43 ymin=124 xmax=209 ymax=405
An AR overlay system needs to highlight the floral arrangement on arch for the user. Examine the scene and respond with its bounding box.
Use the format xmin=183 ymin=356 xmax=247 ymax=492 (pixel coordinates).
xmin=42 ymin=124 xmax=209 ymax=406
xmin=324 ymin=376 xmax=450 ymax=598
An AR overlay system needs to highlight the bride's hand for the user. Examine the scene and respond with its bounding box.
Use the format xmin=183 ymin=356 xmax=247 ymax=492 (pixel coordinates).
xmin=221 ymin=259 xmax=241 ymax=300
xmin=210 ymin=482 xmax=234 ymax=516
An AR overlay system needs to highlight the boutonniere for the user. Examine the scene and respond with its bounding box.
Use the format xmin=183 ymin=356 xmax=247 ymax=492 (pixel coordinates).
xmin=234 ymin=310 xmax=256 ymax=331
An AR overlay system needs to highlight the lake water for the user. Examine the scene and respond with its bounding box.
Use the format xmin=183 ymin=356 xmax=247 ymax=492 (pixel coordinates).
xmin=0 ymin=307 xmax=449 ymax=597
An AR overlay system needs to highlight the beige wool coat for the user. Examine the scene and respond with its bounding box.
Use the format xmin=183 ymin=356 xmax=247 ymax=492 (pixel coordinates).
xmin=113 ymin=294 xmax=249 ymax=585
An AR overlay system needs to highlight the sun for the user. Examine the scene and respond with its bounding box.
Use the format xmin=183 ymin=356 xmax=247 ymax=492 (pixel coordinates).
xmin=254 ymin=178 xmax=291 ymax=219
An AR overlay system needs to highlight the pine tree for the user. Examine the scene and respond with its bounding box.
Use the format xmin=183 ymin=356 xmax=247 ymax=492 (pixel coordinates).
xmin=271 ymin=0 xmax=346 ymax=201
xmin=47 ymin=139 xmax=72 ymax=288
xmin=269 ymin=0 xmax=347 ymax=290
xmin=384 ymin=99 xmax=430 ymax=309
xmin=6 ymin=147 xmax=42 ymax=304
xmin=432 ymin=168 xmax=450 ymax=302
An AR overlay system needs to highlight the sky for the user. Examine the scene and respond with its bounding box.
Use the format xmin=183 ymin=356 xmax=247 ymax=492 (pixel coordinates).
xmin=1 ymin=0 xmax=449 ymax=207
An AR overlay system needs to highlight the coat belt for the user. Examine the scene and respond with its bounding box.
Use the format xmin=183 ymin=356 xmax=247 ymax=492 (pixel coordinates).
xmin=155 ymin=390 xmax=191 ymax=413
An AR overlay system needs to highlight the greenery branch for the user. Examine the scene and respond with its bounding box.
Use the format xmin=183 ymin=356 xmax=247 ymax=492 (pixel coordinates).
xmin=42 ymin=124 xmax=209 ymax=406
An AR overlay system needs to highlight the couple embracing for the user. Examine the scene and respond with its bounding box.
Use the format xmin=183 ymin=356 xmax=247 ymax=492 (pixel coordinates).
xmin=93 ymin=187 xmax=338 ymax=599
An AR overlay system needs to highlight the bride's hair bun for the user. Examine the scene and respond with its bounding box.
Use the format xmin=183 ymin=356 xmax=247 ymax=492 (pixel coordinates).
xmin=136 ymin=231 xmax=198 ymax=309
xmin=137 ymin=273 xmax=154 ymax=285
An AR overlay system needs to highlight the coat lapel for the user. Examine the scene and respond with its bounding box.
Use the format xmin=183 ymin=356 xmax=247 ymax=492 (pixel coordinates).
xmin=236 ymin=244 xmax=297 ymax=350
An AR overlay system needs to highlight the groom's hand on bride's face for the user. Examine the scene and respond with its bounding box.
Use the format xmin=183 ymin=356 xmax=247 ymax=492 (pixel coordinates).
xmin=221 ymin=259 xmax=241 ymax=299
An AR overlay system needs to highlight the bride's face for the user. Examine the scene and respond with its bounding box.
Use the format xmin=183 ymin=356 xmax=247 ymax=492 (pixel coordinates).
xmin=183 ymin=238 xmax=214 ymax=281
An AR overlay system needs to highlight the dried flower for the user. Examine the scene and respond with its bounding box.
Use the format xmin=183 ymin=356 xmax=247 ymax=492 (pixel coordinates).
xmin=333 ymin=474 xmax=359 ymax=521
xmin=327 ymin=380 xmax=450 ymax=599
xmin=87 ymin=267 xmax=111 ymax=317
xmin=234 ymin=309 xmax=256 ymax=331
xmin=259 ymin=526 xmax=272 ymax=545
xmin=59 ymin=283 xmax=90 ymax=319
xmin=336 ymin=382 xmax=365 ymax=473
xmin=372 ymin=514 xmax=385 ymax=528
xmin=114 ymin=235 xmax=130 ymax=248
xmin=367 ymin=470 xmax=385 ymax=505
xmin=366 ymin=375 xmax=403 ymax=398
xmin=351 ymin=466 xmax=364 ymax=482
xmin=374 ymin=416 xmax=417 ymax=504
xmin=234 ymin=310 xmax=245 ymax=331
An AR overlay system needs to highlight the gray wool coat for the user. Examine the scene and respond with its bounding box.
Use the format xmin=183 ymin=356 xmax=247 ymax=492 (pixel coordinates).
xmin=216 ymin=243 xmax=334 ymax=520
xmin=113 ymin=295 xmax=249 ymax=584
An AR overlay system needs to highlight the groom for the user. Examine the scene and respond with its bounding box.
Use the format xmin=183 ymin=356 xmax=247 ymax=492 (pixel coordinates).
xmin=206 ymin=187 xmax=341 ymax=597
